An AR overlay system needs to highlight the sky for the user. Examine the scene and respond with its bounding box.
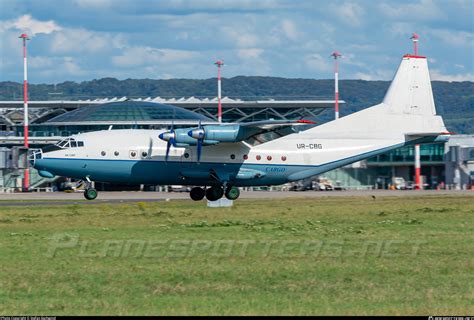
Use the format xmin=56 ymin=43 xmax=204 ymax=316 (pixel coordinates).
xmin=0 ymin=0 xmax=473 ymax=83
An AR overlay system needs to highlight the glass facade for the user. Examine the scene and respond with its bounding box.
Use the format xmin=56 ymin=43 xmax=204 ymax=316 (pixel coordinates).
xmin=45 ymin=101 xmax=211 ymax=124
xmin=367 ymin=144 xmax=445 ymax=164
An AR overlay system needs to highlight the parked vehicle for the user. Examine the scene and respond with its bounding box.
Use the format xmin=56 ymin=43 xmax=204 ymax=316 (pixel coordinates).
xmin=392 ymin=177 xmax=407 ymax=190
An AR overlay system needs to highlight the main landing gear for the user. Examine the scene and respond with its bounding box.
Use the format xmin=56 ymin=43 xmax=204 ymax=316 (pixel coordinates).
xmin=83 ymin=176 xmax=98 ymax=200
xmin=189 ymin=186 xmax=240 ymax=201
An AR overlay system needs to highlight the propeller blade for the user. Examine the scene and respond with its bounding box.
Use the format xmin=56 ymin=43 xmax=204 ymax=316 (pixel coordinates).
xmin=196 ymin=120 xmax=203 ymax=162
xmin=197 ymin=138 xmax=202 ymax=163
xmin=163 ymin=126 xmax=176 ymax=161
xmin=165 ymin=140 xmax=171 ymax=161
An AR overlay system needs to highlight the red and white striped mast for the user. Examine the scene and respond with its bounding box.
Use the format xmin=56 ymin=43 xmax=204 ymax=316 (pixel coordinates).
xmin=214 ymin=60 xmax=224 ymax=123
xmin=411 ymin=33 xmax=421 ymax=190
xmin=410 ymin=33 xmax=419 ymax=56
xmin=331 ymin=51 xmax=342 ymax=120
xmin=19 ymin=33 xmax=30 ymax=191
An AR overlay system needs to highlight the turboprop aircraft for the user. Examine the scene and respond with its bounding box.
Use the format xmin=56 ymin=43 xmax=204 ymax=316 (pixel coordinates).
xmin=29 ymin=52 xmax=450 ymax=201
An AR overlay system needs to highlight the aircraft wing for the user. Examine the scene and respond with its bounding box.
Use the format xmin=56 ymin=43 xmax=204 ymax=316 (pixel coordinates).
xmin=234 ymin=119 xmax=316 ymax=145
xmin=238 ymin=119 xmax=316 ymax=130
xmin=405 ymin=131 xmax=453 ymax=137
xmin=405 ymin=131 xmax=453 ymax=144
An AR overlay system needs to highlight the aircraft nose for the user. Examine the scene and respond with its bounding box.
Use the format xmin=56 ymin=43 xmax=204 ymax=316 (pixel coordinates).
xmin=28 ymin=148 xmax=43 ymax=167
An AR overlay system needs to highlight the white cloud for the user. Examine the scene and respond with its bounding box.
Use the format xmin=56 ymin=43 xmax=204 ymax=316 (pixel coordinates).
xmin=50 ymin=28 xmax=126 ymax=54
xmin=305 ymin=53 xmax=332 ymax=73
xmin=221 ymin=26 xmax=260 ymax=48
xmin=147 ymin=0 xmax=290 ymax=11
xmin=74 ymin=0 xmax=113 ymax=9
xmin=29 ymin=56 xmax=54 ymax=69
xmin=427 ymin=28 xmax=474 ymax=47
xmin=112 ymin=46 xmax=200 ymax=68
xmin=333 ymin=2 xmax=365 ymax=27
xmin=388 ymin=22 xmax=416 ymax=37
xmin=353 ymin=69 xmax=394 ymax=81
xmin=237 ymin=48 xmax=264 ymax=59
xmin=338 ymin=53 xmax=367 ymax=69
xmin=63 ymin=57 xmax=85 ymax=76
xmin=431 ymin=69 xmax=474 ymax=82
xmin=0 ymin=14 xmax=61 ymax=36
xmin=281 ymin=19 xmax=298 ymax=41
xmin=378 ymin=0 xmax=446 ymax=21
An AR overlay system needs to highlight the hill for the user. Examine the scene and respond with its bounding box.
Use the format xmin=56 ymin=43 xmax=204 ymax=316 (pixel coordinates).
xmin=0 ymin=77 xmax=472 ymax=133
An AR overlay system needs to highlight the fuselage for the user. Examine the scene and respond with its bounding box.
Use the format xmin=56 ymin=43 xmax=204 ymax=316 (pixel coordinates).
xmin=31 ymin=126 xmax=442 ymax=187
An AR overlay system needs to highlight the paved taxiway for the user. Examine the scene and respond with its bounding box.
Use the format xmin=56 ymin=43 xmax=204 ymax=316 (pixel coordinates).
xmin=0 ymin=189 xmax=472 ymax=206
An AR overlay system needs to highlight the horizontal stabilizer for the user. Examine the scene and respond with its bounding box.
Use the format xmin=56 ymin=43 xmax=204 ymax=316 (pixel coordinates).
xmin=406 ymin=131 xmax=453 ymax=137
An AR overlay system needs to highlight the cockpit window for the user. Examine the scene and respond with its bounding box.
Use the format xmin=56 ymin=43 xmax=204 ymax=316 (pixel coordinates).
xmin=56 ymin=139 xmax=70 ymax=148
xmin=55 ymin=138 xmax=84 ymax=149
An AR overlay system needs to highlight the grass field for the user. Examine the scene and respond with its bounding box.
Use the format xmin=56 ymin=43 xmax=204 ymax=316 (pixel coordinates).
xmin=0 ymin=195 xmax=473 ymax=315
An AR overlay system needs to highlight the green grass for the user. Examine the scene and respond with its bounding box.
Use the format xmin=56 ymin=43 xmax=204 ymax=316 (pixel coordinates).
xmin=0 ymin=195 xmax=473 ymax=315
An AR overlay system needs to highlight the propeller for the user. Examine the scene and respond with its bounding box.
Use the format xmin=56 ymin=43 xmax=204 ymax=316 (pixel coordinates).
xmin=195 ymin=120 xmax=204 ymax=162
xmin=187 ymin=120 xmax=205 ymax=162
xmin=159 ymin=124 xmax=176 ymax=161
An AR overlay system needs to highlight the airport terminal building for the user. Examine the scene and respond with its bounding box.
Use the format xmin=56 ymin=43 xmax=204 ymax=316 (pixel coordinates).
xmin=0 ymin=97 xmax=472 ymax=191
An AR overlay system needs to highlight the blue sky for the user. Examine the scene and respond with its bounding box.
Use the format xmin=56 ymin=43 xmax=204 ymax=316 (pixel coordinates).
xmin=1 ymin=0 xmax=473 ymax=83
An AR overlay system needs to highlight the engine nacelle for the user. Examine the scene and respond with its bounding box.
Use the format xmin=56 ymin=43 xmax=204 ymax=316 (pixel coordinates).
xmin=188 ymin=125 xmax=242 ymax=143
xmin=159 ymin=128 xmax=219 ymax=146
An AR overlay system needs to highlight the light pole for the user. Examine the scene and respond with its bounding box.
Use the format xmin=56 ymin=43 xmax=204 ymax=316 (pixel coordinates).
xmin=331 ymin=51 xmax=342 ymax=120
xmin=411 ymin=33 xmax=421 ymax=189
xmin=19 ymin=33 xmax=30 ymax=192
xmin=214 ymin=60 xmax=224 ymax=123
xmin=410 ymin=33 xmax=419 ymax=56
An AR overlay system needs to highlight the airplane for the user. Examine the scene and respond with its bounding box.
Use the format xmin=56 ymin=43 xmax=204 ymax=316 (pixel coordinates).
xmin=29 ymin=51 xmax=450 ymax=201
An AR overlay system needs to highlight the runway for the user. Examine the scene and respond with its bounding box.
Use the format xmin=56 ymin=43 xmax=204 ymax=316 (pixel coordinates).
xmin=0 ymin=189 xmax=472 ymax=206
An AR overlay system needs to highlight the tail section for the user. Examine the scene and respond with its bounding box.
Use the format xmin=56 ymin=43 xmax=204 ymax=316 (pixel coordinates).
xmin=274 ymin=54 xmax=448 ymax=140
xmin=256 ymin=53 xmax=449 ymax=180
xmin=383 ymin=54 xmax=437 ymax=116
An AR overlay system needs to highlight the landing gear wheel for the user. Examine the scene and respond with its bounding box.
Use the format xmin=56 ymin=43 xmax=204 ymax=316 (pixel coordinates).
xmin=205 ymin=186 xmax=224 ymax=201
xmin=190 ymin=187 xmax=206 ymax=201
xmin=225 ymin=186 xmax=240 ymax=200
xmin=84 ymin=188 xmax=98 ymax=200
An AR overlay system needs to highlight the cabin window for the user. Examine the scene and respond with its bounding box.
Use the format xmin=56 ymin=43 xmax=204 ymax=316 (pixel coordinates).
xmin=101 ymin=151 xmax=106 ymax=156
xmin=184 ymin=153 xmax=190 ymax=159
xmin=243 ymin=154 xmax=248 ymax=160
xmin=114 ymin=151 xmax=119 ymax=156
xmin=256 ymin=155 xmax=261 ymax=160
xmin=130 ymin=151 xmax=137 ymax=158
xmin=141 ymin=151 xmax=148 ymax=158
xmin=281 ymin=156 xmax=287 ymax=161
xmin=230 ymin=154 xmax=235 ymax=160
xmin=267 ymin=155 xmax=272 ymax=161
xmin=78 ymin=141 xmax=84 ymax=147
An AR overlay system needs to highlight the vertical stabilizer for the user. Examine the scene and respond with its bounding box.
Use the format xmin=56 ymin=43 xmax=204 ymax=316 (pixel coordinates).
xmin=383 ymin=55 xmax=437 ymax=115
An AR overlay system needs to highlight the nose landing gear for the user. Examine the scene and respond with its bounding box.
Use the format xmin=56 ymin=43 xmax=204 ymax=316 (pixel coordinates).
xmin=83 ymin=176 xmax=98 ymax=200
